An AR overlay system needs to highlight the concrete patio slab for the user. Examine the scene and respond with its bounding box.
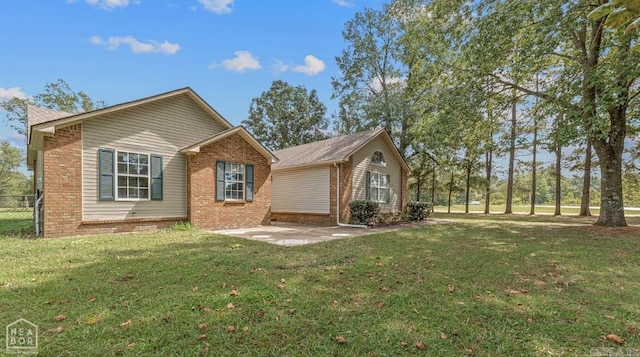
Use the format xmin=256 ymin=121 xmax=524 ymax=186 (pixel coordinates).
xmin=211 ymin=221 xmax=443 ymax=246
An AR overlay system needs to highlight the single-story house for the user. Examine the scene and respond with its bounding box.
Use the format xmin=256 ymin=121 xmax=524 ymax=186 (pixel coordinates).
xmin=27 ymin=88 xmax=277 ymax=238
xmin=270 ymin=128 xmax=410 ymax=225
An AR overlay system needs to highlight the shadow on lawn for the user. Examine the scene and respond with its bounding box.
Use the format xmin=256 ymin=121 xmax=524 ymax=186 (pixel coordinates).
xmin=3 ymin=220 xmax=639 ymax=356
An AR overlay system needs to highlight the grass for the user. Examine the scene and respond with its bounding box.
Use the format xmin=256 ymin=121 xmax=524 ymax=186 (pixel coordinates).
xmin=435 ymin=204 xmax=640 ymax=216
xmin=1 ymin=215 xmax=639 ymax=356
xmin=0 ymin=209 xmax=33 ymax=236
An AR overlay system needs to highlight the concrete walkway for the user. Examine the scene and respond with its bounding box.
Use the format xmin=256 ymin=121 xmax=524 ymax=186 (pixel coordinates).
xmin=211 ymin=221 xmax=442 ymax=246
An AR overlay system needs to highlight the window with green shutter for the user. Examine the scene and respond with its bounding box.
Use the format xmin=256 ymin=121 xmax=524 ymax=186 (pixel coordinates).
xmin=150 ymin=154 xmax=163 ymax=200
xmin=216 ymin=161 xmax=254 ymax=201
xmin=99 ymin=148 xmax=115 ymax=201
xmin=98 ymin=149 xmax=162 ymax=201
xmin=368 ymin=171 xmax=390 ymax=203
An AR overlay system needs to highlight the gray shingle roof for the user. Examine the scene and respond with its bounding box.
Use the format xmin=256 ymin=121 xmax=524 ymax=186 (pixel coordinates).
xmin=27 ymin=105 xmax=74 ymax=127
xmin=272 ymin=128 xmax=384 ymax=170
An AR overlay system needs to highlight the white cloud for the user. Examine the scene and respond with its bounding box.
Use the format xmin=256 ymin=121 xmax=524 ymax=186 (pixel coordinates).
xmin=332 ymin=0 xmax=354 ymax=7
xmin=271 ymin=59 xmax=290 ymax=73
xmin=214 ymin=51 xmax=261 ymax=72
xmin=68 ymin=0 xmax=137 ymax=10
xmin=369 ymin=76 xmax=405 ymax=93
xmin=90 ymin=36 xmax=181 ymax=55
xmin=0 ymin=87 xmax=27 ymax=101
xmin=198 ymin=0 xmax=234 ymax=14
xmin=291 ymin=55 xmax=326 ymax=76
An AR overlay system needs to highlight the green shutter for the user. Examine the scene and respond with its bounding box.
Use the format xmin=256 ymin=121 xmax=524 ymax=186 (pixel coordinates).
xmin=150 ymin=154 xmax=163 ymax=200
xmin=385 ymin=174 xmax=391 ymax=203
xmin=246 ymin=164 xmax=254 ymax=202
xmin=216 ymin=161 xmax=226 ymax=201
xmin=98 ymin=148 xmax=114 ymax=201
xmin=366 ymin=171 xmax=371 ymax=201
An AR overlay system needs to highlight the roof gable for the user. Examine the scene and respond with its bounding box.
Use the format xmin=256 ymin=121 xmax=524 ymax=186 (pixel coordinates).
xmin=28 ymin=87 xmax=233 ymax=140
xmin=272 ymin=128 xmax=409 ymax=172
xmin=180 ymin=126 xmax=278 ymax=164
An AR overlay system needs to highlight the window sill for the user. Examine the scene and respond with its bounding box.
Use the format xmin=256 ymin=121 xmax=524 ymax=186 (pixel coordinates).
xmin=224 ymin=200 xmax=246 ymax=205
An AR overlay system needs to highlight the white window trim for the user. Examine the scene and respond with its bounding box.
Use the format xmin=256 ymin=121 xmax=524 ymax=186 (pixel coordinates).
xmin=372 ymin=151 xmax=386 ymax=167
xmin=224 ymin=162 xmax=246 ymax=202
xmin=369 ymin=172 xmax=389 ymax=203
xmin=115 ymin=150 xmax=151 ymax=201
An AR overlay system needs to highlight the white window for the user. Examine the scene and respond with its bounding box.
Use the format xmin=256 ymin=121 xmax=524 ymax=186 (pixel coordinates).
xmin=225 ymin=162 xmax=245 ymax=200
xmin=372 ymin=151 xmax=386 ymax=166
xmin=117 ymin=151 xmax=149 ymax=199
xmin=369 ymin=172 xmax=390 ymax=203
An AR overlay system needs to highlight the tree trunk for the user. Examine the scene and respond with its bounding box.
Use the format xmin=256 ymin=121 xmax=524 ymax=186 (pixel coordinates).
xmin=431 ymin=164 xmax=436 ymax=213
xmin=484 ymin=150 xmax=492 ymax=214
xmin=592 ymin=110 xmax=627 ymax=227
xmin=447 ymin=169 xmax=454 ymax=214
xmin=579 ymin=141 xmax=592 ymax=216
xmin=465 ymin=164 xmax=471 ymax=214
xmin=529 ymin=121 xmax=537 ymax=215
xmin=554 ymin=137 xmax=562 ymax=216
xmin=505 ymin=97 xmax=516 ymax=214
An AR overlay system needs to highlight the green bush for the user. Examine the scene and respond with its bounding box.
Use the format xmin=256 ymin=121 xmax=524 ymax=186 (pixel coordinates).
xmin=349 ymin=200 xmax=380 ymax=225
xmin=168 ymin=221 xmax=196 ymax=231
xmin=408 ymin=201 xmax=431 ymax=221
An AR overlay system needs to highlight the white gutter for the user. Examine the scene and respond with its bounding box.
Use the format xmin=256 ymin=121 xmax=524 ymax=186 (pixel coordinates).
xmin=34 ymin=194 xmax=43 ymax=236
xmin=335 ymin=163 xmax=368 ymax=228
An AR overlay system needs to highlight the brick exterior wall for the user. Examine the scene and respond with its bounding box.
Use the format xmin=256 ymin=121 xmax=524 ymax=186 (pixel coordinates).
xmin=43 ymin=124 xmax=83 ymax=238
xmin=187 ymin=133 xmax=271 ymax=229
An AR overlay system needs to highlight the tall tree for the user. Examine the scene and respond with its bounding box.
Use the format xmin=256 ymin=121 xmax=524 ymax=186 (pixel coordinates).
xmin=242 ymin=80 xmax=328 ymax=151
xmin=332 ymin=1 xmax=417 ymax=157
xmin=1 ymin=79 xmax=107 ymax=137
xmin=0 ymin=140 xmax=24 ymax=195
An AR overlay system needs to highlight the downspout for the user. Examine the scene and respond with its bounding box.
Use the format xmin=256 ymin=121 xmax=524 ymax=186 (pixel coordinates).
xmin=335 ymin=163 xmax=368 ymax=228
xmin=34 ymin=194 xmax=44 ymax=236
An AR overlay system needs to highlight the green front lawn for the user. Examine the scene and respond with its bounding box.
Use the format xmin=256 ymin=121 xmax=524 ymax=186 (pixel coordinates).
xmin=1 ymin=215 xmax=639 ymax=356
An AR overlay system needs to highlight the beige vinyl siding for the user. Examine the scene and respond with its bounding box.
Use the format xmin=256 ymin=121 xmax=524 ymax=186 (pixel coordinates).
xmin=351 ymin=136 xmax=402 ymax=212
xmin=82 ymin=94 xmax=228 ymax=221
xmin=272 ymin=166 xmax=330 ymax=214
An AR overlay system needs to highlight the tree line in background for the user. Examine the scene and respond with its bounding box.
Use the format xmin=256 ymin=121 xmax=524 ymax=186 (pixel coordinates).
xmin=2 ymin=1 xmax=638 ymax=227
xmin=0 ymin=80 xmax=107 ymax=201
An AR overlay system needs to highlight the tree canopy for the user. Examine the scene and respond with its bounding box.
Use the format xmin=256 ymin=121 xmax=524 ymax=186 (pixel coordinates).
xmin=242 ymin=80 xmax=328 ymax=151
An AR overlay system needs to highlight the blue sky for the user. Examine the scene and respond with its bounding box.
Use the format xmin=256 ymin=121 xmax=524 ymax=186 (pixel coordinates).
xmin=0 ymin=0 xmax=385 ymax=147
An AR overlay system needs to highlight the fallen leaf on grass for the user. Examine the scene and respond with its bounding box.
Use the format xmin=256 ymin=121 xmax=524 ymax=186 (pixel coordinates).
xmin=276 ymin=284 xmax=285 ymax=289
xmin=86 ymin=316 xmax=101 ymax=324
xmin=199 ymin=323 xmax=207 ymax=330
xmin=226 ymin=303 xmax=235 ymax=309
xmin=226 ymin=325 xmax=236 ymax=332
xmin=415 ymin=340 xmax=426 ymax=349
xmin=48 ymin=326 xmax=64 ymax=333
xmin=401 ymin=341 xmax=408 ymax=346
xmin=288 ymin=308 xmax=296 ymax=314
xmin=202 ymin=307 xmax=212 ymax=313
xmin=605 ymin=334 xmax=624 ymax=344
xmin=120 ymin=319 xmax=132 ymax=328
xmin=127 ymin=342 xmax=136 ymax=348
xmin=55 ymin=314 xmax=66 ymax=321
xmin=376 ymin=262 xmax=383 ymax=267
xmin=332 ymin=300 xmax=339 ymax=307
xmin=447 ymin=284 xmax=454 ymax=293
xmin=230 ymin=289 xmax=238 ymax=296
xmin=196 ymin=334 xmax=207 ymax=340
xmin=379 ymin=286 xmax=388 ymax=292
xmin=628 ymin=326 xmax=638 ymax=335
xmin=88 ymin=296 xmax=97 ymax=302
xmin=163 ymin=314 xmax=173 ymax=322
xmin=335 ymin=336 xmax=346 ymax=343
xmin=122 ymin=300 xmax=130 ymax=307
xmin=192 ymin=286 xmax=199 ymax=293
xmin=440 ymin=332 xmax=448 ymax=340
